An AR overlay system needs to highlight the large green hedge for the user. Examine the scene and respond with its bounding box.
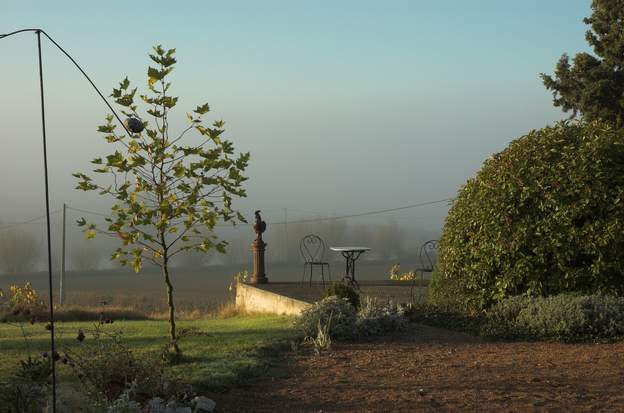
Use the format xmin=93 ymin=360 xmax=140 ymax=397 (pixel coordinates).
xmin=431 ymin=121 xmax=624 ymax=311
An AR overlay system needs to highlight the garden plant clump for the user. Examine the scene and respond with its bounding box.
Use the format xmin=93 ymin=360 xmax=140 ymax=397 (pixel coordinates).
xmin=64 ymin=323 xmax=190 ymax=405
xmin=483 ymin=293 xmax=624 ymax=341
xmin=321 ymin=282 xmax=360 ymax=308
xmin=0 ymin=283 xmax=53 ymax=412
xmin=295 ymin=294 xmax=408 ymax=343
xmin=389 ymin=264 xmax=426 ymax=305
xmin=0 ymin=356 xmax=51 ymax=413
xmin=431 ymin=120 xmax=624 ymax=311
xmin=0 ymin=282 xmax=47 ymax=322
xmin=311 ymin=312 xmax=333 ymax=355
xmin=295 ymin=296 xmax=358 ymax=341
xmin=356 ymin=296 xmax=408 ymax=337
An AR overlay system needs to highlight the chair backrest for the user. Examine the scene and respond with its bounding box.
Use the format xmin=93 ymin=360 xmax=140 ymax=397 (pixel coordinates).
xmin=299 ymin=234 xmax=326 ymax=263
xmin=419 ymin=239 xmax=439 ymax=272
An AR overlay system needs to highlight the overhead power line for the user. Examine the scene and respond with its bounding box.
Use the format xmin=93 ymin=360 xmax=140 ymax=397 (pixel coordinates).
xmin=0 ymin=209 xmax=62 ymax=232
xmin=0 ymin=198 xmax=454 ymax=233
xmin=66 ymin=206 xmax=110 ymax=218
xmin=265 ymin=198 xmax=454 ymax=226
xmin=63 ymin=197 xmax=454 ymax=227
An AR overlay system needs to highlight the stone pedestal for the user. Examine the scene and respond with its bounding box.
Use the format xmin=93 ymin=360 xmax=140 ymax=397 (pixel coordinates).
xmin=251 ymin=238 xmax=268 ymax=284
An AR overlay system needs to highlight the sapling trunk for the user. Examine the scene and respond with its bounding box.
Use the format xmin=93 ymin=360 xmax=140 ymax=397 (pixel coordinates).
xmin=162 ymin=255 xmax=179 ymax=353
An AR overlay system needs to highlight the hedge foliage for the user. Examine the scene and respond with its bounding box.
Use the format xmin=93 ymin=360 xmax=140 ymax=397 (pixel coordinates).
xmin=431 ymin=121 xmax=624 ymax=311
xmin=483 ymin=294 xmax=624 ymax=341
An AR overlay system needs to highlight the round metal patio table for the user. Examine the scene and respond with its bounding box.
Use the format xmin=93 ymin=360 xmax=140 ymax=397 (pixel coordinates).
xmin=330 ymin=246 xmax=371 ymax=289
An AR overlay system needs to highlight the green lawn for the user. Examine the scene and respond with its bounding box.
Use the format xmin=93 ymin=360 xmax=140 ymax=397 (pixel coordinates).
xmin=0 ymin=315 xmax=297 ymax=389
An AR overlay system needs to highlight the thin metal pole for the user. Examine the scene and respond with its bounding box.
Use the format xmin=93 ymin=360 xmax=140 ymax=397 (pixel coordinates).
xmin=60 ymin=203 xmax=66 ymax=305
xmin=284 ymin=208 xmax=288 ymax=263
xmin=36 ymin=29 xmax=56 ymax=413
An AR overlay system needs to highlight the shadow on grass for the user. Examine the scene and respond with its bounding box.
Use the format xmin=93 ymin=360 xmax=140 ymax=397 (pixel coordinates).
xmin=1 ymin=320 xmax=300 ymax=393
xmin=0 ymin=306 xmax=149 ymax=323
xmin=1 ymin=326 xmax=296 ymax=350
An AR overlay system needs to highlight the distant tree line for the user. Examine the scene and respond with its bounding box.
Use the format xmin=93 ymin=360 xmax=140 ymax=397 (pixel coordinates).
xmin=0 ymin=217 xmax=439 ymax=274
xmin=0 ymin=227 xmax=41 ymax=273
xmin=175 ymin=217 xmax=439 ymax=267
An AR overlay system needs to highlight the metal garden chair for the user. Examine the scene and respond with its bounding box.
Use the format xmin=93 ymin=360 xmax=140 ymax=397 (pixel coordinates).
xmin=398 ymin=239 xmax=439 ymax=304
xmin=299 ymin=234 xmax=332 ymax=286
xmin=416 ymin=239 xmax=439 ymax=280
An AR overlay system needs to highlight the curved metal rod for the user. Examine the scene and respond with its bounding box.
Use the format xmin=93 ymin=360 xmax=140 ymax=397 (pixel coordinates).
xmin=0 ymin=28 xmax=141 ymax=413
xmin=39 ymin=31 xmax=134 ymax=136
xmin=0 ymin=28 xmax=42 ymax=38
xmin=0 ymin=28 xmax=133 ymax=137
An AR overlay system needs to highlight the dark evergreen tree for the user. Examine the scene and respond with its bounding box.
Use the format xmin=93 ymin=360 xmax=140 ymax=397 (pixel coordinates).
xmin=541 ymin=0 xmax=624 ymax=127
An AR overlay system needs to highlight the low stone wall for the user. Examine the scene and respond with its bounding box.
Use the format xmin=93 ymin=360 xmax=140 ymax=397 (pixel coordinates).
xmin=235 ymin=282 xmax=311 ymax=316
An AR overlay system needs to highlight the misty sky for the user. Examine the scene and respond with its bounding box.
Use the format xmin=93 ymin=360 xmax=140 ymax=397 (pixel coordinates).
xmin=0 ymin=0 xmax=591 ymax=231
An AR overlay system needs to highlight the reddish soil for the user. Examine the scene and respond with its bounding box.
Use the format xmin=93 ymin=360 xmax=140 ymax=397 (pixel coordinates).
xmin=212 ymin=324 xmax=624 ymax=412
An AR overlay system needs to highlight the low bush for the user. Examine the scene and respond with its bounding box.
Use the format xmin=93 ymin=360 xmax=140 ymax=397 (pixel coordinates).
xmin=0 ymin=356 xmax=51 ymax=413
xmin=481 ymin=295 xmax=529 ymax=337
xmin=321 ymin=283 xmax=360 ymax=308
xmin=294 ymin=296 xmax=357 ymax=341
xmin=356 ymin=297 xmax=408 ymax=337
xmin=64 ymin=324 xmax=190 ymax=404
xmin=295 ymin=295 xmax=409 ymax=342
xmin=483 ymin=294 xmax=624 ymax=341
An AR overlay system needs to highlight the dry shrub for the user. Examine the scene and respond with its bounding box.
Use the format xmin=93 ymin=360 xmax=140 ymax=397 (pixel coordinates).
xmin=63 ymin=291 xmax=223 ymax=317
xmin=214 ymin=301 xmax=242 ymax=318
xmin=55 ymin=306 xmax=148 ymax=322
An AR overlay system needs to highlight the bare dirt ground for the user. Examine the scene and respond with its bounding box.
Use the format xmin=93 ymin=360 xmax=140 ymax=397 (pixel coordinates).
xmin=211 ymin=324 xmax=624 ymax=413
